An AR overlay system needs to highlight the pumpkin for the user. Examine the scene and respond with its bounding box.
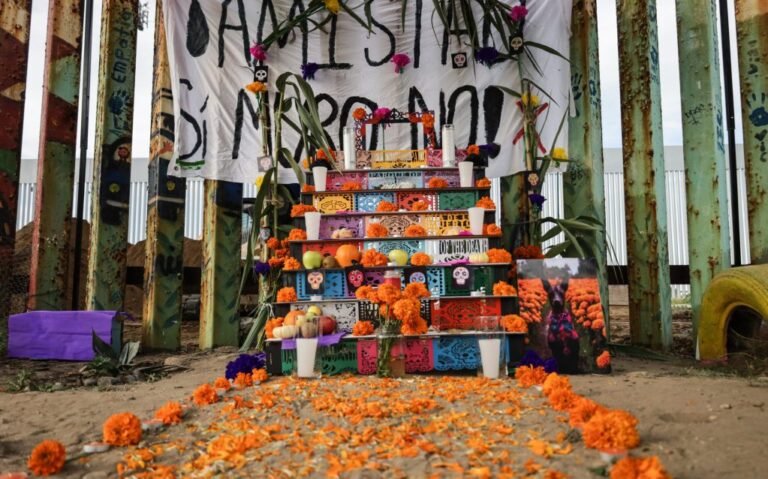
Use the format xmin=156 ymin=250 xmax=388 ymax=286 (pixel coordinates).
xmin=335 ymin=244 xmax=361 ymax=267
xmin=284 ymin=310 xmax=304 ymax=326
xmin=469 ymin=252 xmax=489 ymax=264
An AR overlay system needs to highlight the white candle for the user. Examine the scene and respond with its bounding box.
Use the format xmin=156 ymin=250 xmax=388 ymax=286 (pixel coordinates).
xmin=305 ymin=212 xmax=322 ymax=240
xmin=468 ymin=207 xmax=485 ymax=235
xmin=458 ymin=161 xmax=473 ymax=187
xmin=442 ymin=124 xmax=455 ymax=167
xmin=296 ymin=337 xmax=319 ymax=378
xmin=478 ymin=338 xmax=501 ymax=379
xmin=343 ymin=127 xmax=356 ymax=170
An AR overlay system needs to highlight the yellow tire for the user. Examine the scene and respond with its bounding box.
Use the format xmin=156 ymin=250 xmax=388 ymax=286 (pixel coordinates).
xmin=699 ymin=265 xmax=768 ymax=360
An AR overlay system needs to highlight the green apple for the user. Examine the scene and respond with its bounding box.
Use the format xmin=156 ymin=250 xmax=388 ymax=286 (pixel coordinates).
xmin=388 ymin=249 xmax=408 ymax=266
xmin=307 ymin=305 xmax=323 ymax=317
xmin=295 ymin=314 xmax=307 ymax=328
xmin=302 ymin=250 xmax=324 ymax=269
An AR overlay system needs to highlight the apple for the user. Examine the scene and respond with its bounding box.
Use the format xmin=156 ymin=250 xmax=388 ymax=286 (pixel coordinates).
xmin=318 ymin=316 xmax=337 ymax=335
xmin=307 ymin=305 xmax=323 ymax=317
xmin=302 ymin=250 xmax=324 ymax=269
xmin=388 ymin=249 xmax=408 ymax=266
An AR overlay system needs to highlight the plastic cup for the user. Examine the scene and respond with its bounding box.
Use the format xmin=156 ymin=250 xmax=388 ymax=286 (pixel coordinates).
xmin=468 ymin=207 xmax=484 ymax=235
xmin=305 ymin=212 xmax=322 ymax=240
xmin=312 ymin=166 xmax=328 ymax=192
xmin=459 ymin=161 xmax=473 ymax=187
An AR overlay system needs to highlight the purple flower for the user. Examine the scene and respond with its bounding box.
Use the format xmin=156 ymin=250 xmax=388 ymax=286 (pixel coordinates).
xmin=301 ymin=62 xmax=319 ymax=80
xmin=520 ymin=350 xmax=544 ymax=368
xmin=529 ymin=193 xmax=546 ymax=208
xmin=458 ymin=230 xmax=473 ymax=236
xmin=509 ymin=5 xmax=528 ymax=22
xmin=476 ymin=47 xmax=500 ymax=66
xmin=253 ymin=260 xmax=270 ymax=277
xmin=250 ymin=43 xmax=267 ymax=62
xmin=543 ymin=358 xmax=558 ymax=373
xmin=225 ymin=353 xmax=266 ymax=380
xmin=480 ymin=143 xmax=501 ymax=157
xmin=372 ymin=107 xmax=392 ymax=123
xmin=391 ymin=53 xmax=411 ymax=73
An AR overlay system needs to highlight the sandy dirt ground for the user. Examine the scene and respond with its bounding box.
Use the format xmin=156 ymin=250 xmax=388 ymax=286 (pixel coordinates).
xmin=1 ymin=352 xmax=767 ymax=478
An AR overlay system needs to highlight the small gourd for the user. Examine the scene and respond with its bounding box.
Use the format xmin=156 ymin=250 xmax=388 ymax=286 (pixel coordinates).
xmin=469 ymin=252 xmax=489 ymax=264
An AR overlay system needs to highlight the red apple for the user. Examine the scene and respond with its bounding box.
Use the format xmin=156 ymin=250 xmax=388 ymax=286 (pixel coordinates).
xmin=318 ymin=316 xmax=336 ymax=335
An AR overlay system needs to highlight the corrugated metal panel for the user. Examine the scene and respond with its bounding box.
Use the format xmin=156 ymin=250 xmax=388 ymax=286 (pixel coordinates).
xmin=13 ymin=171 xmax=752 ymax=299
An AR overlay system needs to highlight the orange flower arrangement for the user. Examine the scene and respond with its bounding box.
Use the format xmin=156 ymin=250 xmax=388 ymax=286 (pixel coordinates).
xmin=610 ymin=456 xmax=671 ymax=479
xmin=288 ymin=228 xmax=308 ymax=241
xmin=377 ymin=283 xmax=402 ymax=305
xmin=476 ymin=196 xmax=496 ymax=209
xmin=276 ymin=287 xmax=298 ymax=303
xmin=265 ymin=317 xmax=284 ymax=339
xmin=476 ymin=178 xmax=492 ymax=188
xmin=493 ymin=280 xmax=517 ymax=296
xmin=466 ymin=144 xmax=480 ymax=156
xmin=542 ymin=373 xmax=571 ymax=397
xmin=355 ymin=285 xmax=380 ymax=303
xmin=376 ymin=201 xmax=398 ymax=212
xmin=401 ymin=316 xmax=428 ymax=335
xmin=501 ymin=314 xmax=528 ymax=333
xmin=302 ymin=184 xmax=316 ymax=193
xmin=233 ymin=372 xmax=253 ymax=389
xmin=410 ymin=252 xmax=432 ymax=266
xmin=410 ymin=200 xmax=429 ymax=211
xmin=340 ymin=180 xmax=363 ymax=191
xmin=592 ymin=318 xmax=605 ymax=331
xmin=487 ymin=248 xmax=513 ymax=263
xmin=596 ymin=350 xmax=611 ymax=368
xmin=266 ymin=237 xmax=280 ymax=250
xmin=514 ymin=365 xmax=548 ymax=388
xmin=283 ymin=257 xmax=301 ymax=270
xmin=422 ymin=112 xmax=435 ymax=129
xmin=393 ymin=297 xmax=421 ymax=322
xmin=361 ymin=249 xmax=388 ymax=267
xmin=513 ymin=244 xmax=545 ymax=259
xmin=568 ymin=397 xmax=606 ymax=429
xmin=518 ymin=278 xmax=549 ymax=323
xmin=268 ymin=257 xmax=285 ymax=268
xmin=427 ymin=177 xmax=449 ymax=189
xmin=484 ymin=224 xmax=502 ymax=236
xmin=245 ymin=81 xmax=267 ymax=94
xmin=27 ymin=440 xmax=66 ymax=476
xmin=252 ymin=368 xmax=268 ymax=383
xmin=192 ymin=384 xmax=219 ymax=407
xmin=565 ymin=277 xmax=603 ymax=327
xmin=103 ymin=412 xmax=142 ymax=446
xmin=582 ymin=410 xmax=640 ymax=452
xmin=352 ymin=321 xmax=375 ymax=336
xmin=548 ymin=388 xmax=579 ymax=411
xmin=404 ymin=224 xmax=427 ymax=237
xmin=214 ymin=377 xmax=231 ymax=391
xmin=404 ymin=282 xmax=431 ymax=300
xmin=366 ymin=223 xmax=389 ymax=238
xmin=155 ymin=401 xmax=184 ymax=426
xmin=316 ymin=148 xmax=336 ymax=161
xmin=290 ymin=204 xmax=317 ymax=217
xmin=353 ymin=107 xmax=367 ymax=121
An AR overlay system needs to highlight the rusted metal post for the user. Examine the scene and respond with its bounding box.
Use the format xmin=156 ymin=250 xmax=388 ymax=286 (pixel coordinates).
xmin=675 ymin=0 xmax=730 ymax=339
xmin=142 ymin=0 xmax=186 ymax=350
xmin=734 ymin=0 xmax=768 ymax=264
xmin=28 ymin=0 xmax=84 ymax=310
xmin=564 ymin=0 xmax=610 ymax=338
xmin=0 ymin=0 xmax=33 ymax=349
xmin=199 ymin=180 xmax=243 ymax=349
xmin=616 ymin=0 xmax=672 ymax=350
xmin=85 ymin=0 xmax=138 ymax=311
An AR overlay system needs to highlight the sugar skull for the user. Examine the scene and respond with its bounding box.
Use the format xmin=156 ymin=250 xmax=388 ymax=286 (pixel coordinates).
xmin=409 ymin=271 xmax=427 ymax=284
xmin=349 ymin=269 xmax=364 ymax=288
xmin=452 ymin=266 xmax=470 ymax=287
xmin=307 ymin=271 xmax=324 ymax=291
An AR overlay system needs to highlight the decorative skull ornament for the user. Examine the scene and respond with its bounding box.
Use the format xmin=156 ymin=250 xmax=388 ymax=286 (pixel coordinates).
xmin=452 ymin=52 xmax=468 ymax=69
xmin=307 ymin=271 xmax=324 ymax=291
xmin=452 ymin=266 xmax=470 ymax=287
xmin=409 ymin=272 xmax=427 ymax=284
xmin=254 ymin=66 xmax=268 ymax=82
xmin=348 ymin=270 xmax=364 ymax=288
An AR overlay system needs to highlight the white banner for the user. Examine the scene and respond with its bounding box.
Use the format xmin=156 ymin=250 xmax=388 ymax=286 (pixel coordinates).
xmin=164 ymin=0 xmax=572 ymax=183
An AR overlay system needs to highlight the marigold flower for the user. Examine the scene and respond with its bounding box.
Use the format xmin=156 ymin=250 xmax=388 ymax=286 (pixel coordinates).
xmin=484 ymin=224 xmax=502 ymax=236
xmin=377 ymin=283 xmax=402 ymax=305
xmin=340 ymin=180 xmax=363 ymax=191
xmin=325 ymin=0 xmax=340 ymax=14
xmin=410 ymin=252 xmax=432 ymax=266
xmin=352 ymin=321 xmax=375 ymax=336
xmin=548 ymin=388 xmax=579 ymax=411
xmin=403 ymin=282 xmax=431 ymax=300
xmin=592 ymin=318 xmax=605 ymax=330
xmin=265 ymin=317 xmax=284 ymax=339
xmin=366 ymin=223 xmax=389 ymax=238
xmin=487 ymin=248 xmax=513 ymax=263
xmin=513 ymin=244 xmax=545 ymax=259
xmin=233 ymin=372 xmax=253 ymax=389
xmin=361 ymin=249 xmax=388 ymax=267
xmin=542 ymin=373 xmax=571 ymax=397
xmin=466 ymin=144 xmax=480 ymax=156
xmin=410 ymin=200 xmax=430 ymax=211
xmin=103 ymin=412 xmax=142 ymax=446
xmin=427 ymin=177 xmax=449 ymax=189
xmin=552 ymin=147 xmax=568 ymax=161
xmin=583 ymin=410 xmax=640 ymax=452
xmin=515 ymin=365 xmax=548 ymax=388
xmin=214 ymin=377 xmax=231 ymax=391
xmin=493 ymin=280 xmax=517 ymax=296
xmin=192 ymin=384 xmax=219 ymax=407
xmin=568 ymin=397 xmax=606 ymax=429
xmin=476 ymin=196 xmax=496 ymax=209
xmin=610 ymin=456 xmax=671 ymax=479
xmin=268 ymin=257 xmax=285 ymax=268
xmin=250 ymin=43 xmax=267 ymax=61
xmin=521 ymin=92 xmax=540 ymax=107
xmin=353 ymin=107 xmax=367 ymax=121
xmin=252 ymin=368 xmax=268 ymax=383
xmin=288 ymin=228 xmax=308 ymax=241
xmin=316 ymin=148 xmax=336 ymax=161
xmin=155 ymin=401 xmax=184 ymax=426
xmin=302 ymin=184 xmax=316 ymax=193
xmin=401 ymin=316 xmax=428 ymax=335
xmin=501 ymin=314 xmax=528 ymax=333
xmin=283 ymin=257 xmax=301 ymax=270
xmin=422 ymin=113 xmax=435 ymax=130
xmin=27 ymin=440 xmax=66 ymax=476
xmin=290 ymin=204 xmax=317 ymax=217
xmin=393 ymin=297 xmax=421 ymax=323
xmin=355 ymin=285 xmax=378 ymax=302
xmin=245 ymin=81 xmax=267 ymax=94
xmin=597 ymin=350 xmax=611 ymax=368
xmin=376 ymin=201 xmax=398 ymax=212
xmin=404 ymin=224 xmax=427 ymax=237
xmin=266 ymin=237 xmax=280 ymax=250
xmin=476 ymin=178 xmax=492 ymax=188
xmin=276 ymin=287 xmax=298 ymax=303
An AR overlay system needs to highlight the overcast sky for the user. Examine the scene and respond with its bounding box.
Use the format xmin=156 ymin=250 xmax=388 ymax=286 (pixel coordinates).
xmin=20 ymin=0 xmax=744 ymax=160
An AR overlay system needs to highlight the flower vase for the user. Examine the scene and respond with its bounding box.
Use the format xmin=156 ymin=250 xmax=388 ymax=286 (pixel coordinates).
xmin=376 ymin=322 xmax=405 ymax=378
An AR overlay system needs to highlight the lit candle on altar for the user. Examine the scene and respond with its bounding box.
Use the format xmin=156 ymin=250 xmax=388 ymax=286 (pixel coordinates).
xmin=343 ymin=127 xmax=356 ymax=170
xmin=442 ymin=124 xmax=455 ymax=167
